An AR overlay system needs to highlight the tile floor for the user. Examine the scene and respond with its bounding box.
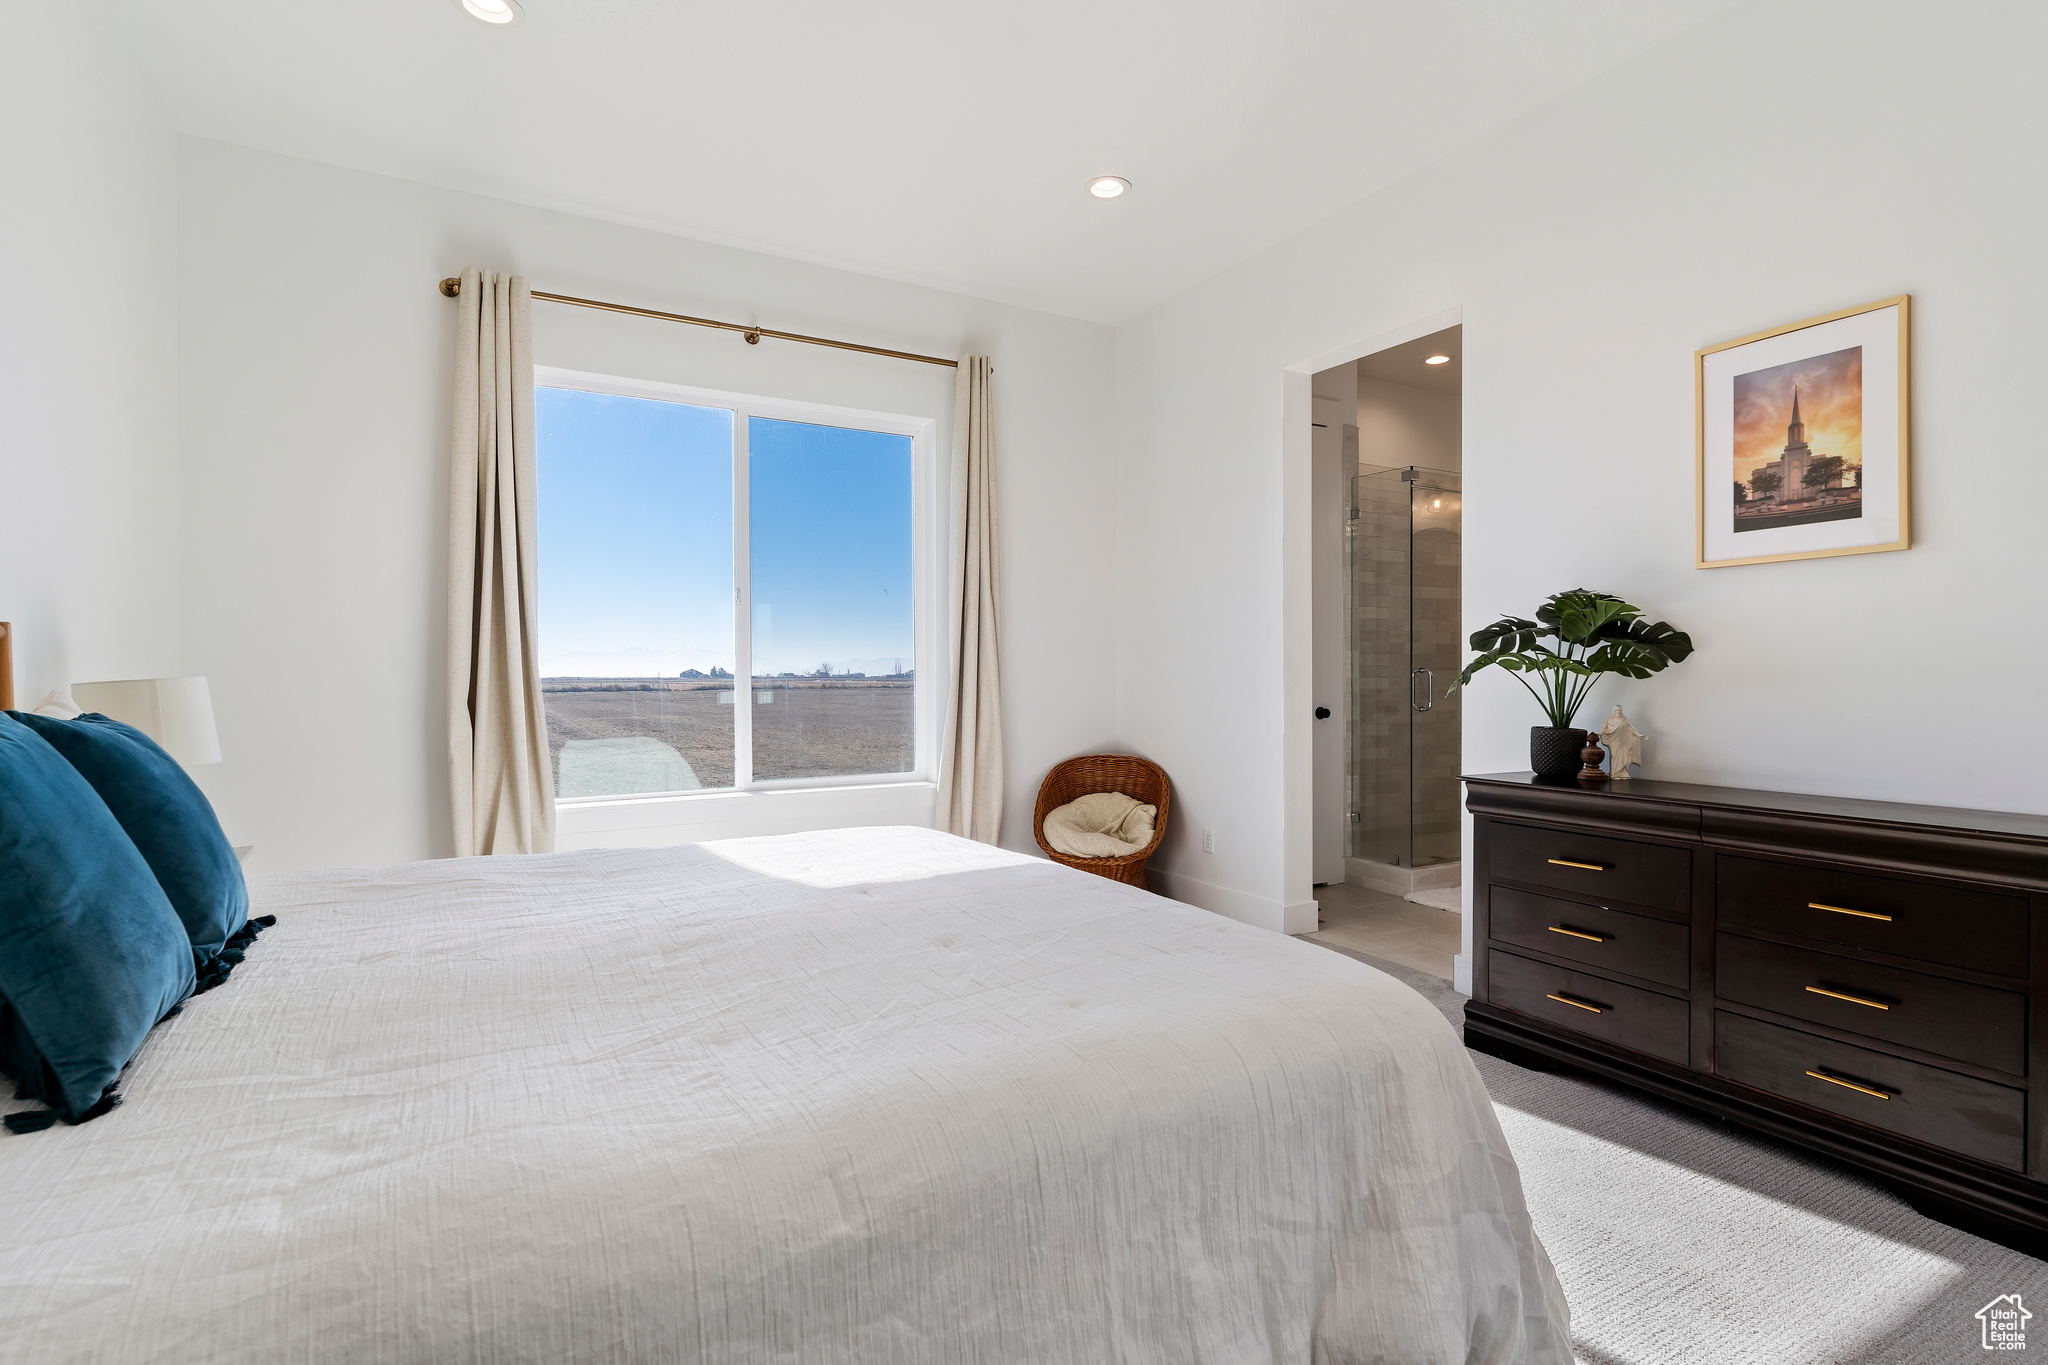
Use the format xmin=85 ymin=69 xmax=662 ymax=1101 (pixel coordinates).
xmin=1305 ymin=882 xmax=1462 ymax=980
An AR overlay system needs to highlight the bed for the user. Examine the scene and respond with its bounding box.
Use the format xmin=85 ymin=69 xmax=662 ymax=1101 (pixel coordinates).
xmin=0 ymin=826 xmax=1569 ymax=1363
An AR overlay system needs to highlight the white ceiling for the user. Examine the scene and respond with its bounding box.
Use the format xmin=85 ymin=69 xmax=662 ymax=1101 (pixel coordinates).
xmin=107 ymin=0 xmax=1741 ymax=324
xmin=1357 ymin=325 xmax=1462 ymax=394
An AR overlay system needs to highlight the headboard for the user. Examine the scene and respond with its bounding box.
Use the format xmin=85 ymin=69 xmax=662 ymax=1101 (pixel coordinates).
xmin=0 ymin=622 xmax=13 ymax=711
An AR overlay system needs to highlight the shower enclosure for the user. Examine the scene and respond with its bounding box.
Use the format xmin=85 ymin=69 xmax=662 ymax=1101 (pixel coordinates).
xmin=1348 ymin=466 xmax=1462 ymax=872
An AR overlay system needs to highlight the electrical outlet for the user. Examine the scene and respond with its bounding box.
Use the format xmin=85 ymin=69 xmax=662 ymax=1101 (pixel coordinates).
xmin=1202 ymin=826 xmax=1215 ymax=854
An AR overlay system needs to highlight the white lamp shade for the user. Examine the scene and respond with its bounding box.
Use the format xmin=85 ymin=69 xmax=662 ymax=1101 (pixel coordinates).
xmin=70 ymin=677 xmax=223 ymax=767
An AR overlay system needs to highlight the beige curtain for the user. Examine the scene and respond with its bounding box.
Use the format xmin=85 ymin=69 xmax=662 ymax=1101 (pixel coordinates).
xmin=447 ymin=267 xmax=554 ymax=856
xmin=937 ymin=356 xmax=1003 ymax=843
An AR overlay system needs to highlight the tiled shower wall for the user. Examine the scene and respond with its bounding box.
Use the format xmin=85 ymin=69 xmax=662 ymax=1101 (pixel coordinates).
xmin=1350 ymin=474 xmax=1410 ymax=866
xmin=1409 ymin=523 xmax=1461 ymax=865
xmin=1348 ymin=474 xmax=1461 ymax=868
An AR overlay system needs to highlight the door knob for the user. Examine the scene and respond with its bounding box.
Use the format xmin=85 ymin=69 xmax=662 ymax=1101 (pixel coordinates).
xmin=1314 ymin=706 xmax=1331 ymax=720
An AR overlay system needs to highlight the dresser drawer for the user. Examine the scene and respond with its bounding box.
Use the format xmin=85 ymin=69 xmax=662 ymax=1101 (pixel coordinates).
xmin=1715 ymin=932 xmax=2026 ymax=1075
xmin=1715 ymin=1011 xmax=2024 ymax=1171
xmin=1489 ymin=949 xmax=1689 ymax=1065
xmin=1489 ymin=822 xmax=1690 ymax=914
xmin=1718 ymin=856 xmax=2027 ymax=976
xmin=1489 ymin=886 xmax=1690 ymax=989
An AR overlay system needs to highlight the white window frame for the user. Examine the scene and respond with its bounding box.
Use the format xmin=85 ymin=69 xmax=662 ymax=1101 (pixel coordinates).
xmin=536 ymin=365 xmax=940 ymax=804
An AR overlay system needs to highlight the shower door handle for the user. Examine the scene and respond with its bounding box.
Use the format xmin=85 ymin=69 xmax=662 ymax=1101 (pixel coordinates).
xmin=1410 ymin=668 xmax=1434 ymax=712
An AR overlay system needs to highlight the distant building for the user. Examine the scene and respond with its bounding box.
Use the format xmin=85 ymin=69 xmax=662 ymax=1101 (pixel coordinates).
xmin=1735 ymin=385 xmax=1861 ymax=531
xmin=1750 ymin=387 xmax=1819 ymax=502
xmin=678 ymin=669 xmax=706 ymax=678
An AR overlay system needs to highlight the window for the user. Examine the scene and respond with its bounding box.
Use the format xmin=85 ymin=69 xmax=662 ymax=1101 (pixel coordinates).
xmin=535 ymin=369 xmax=932 ymax=801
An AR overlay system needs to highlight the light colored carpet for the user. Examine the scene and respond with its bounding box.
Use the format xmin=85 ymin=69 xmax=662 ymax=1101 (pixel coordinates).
xmin=1404 ymin=886 xmax=1463 ymax=913
xmin=1313 ymin=941 xmax=2048 ymax=1365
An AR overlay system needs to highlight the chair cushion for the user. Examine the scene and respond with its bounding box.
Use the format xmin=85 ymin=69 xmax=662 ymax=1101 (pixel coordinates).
xmin=1042 ymin=791 xmax=1157 ymax=859
xmin=12 ymin=711 xmax=248 ymax=966
xmin=0 ymin=713 xmax=195 ymax=1122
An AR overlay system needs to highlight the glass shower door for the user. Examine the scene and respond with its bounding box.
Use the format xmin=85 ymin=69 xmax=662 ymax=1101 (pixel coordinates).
xmin=1348 ymin=467 xmax=1462 ymax=868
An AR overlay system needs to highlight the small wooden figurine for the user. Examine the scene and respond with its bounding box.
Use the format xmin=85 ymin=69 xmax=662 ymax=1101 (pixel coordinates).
xmin=1577 ymin=732 xmax=1609 ymax=783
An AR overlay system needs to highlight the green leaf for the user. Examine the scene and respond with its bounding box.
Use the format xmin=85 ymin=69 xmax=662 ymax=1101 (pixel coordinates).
xmin=1590 ymin=615 xmax=1695 ymax=668
xmin=1549 ymin=590 xmax=1639 ymax=644
xmin=1468 ymin=616 xmax=1540 ymax=653
xmin=1453 ymin=589 xmax=1693 ymax=718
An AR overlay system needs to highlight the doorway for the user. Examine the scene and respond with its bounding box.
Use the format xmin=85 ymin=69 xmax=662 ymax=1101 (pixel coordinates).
xmin=1306 ymin=324 xmax=1463 ymax=978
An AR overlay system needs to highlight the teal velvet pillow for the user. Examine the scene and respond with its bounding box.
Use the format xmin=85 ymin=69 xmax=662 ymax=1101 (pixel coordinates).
xmin=12 ymin=711 xmax=250 ymax=974
xmin=0 ymin=713 xmax=196 ymax=1128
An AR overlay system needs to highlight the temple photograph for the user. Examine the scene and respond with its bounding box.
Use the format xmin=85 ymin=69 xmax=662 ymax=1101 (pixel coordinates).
xmin=1731 ymin=345 xmax=1864 ymax=532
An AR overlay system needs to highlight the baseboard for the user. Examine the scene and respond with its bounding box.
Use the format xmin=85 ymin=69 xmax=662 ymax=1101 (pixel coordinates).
xmin=1282 ymin=899 xmax=1319 ymax=935
xmin=1146 ymin=866 xmax=1290 ymax=934
xmin=1453 ymin=953 xmax=1472 ymax=997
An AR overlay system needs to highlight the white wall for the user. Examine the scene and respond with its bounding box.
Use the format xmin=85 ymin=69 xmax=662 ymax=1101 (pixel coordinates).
xmin=0 ymin=8 xmax=179 ymax=702
xmin=178 ymin=139 xmax=1118 ymax=871
xmin=1115 ymin=0 xmax=2048 ymax=939
xmin=42 ymin=0 xmax=2038 ymax=929
xmin=1356 ymin=377 xmax=1460 ymax=475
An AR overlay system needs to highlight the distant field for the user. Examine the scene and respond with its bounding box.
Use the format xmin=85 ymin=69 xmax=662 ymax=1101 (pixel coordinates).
xmin=542 ymin=678 xmax=913 ymax=795
xmin=543 ymin=681 xmax=735 ymax=792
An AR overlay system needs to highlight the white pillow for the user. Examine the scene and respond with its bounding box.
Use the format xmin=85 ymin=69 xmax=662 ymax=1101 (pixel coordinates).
xmin=31 ymin=688 xmax=82 ymax=719
xmin=1042 ymin=791 xmax=1157 ymax=859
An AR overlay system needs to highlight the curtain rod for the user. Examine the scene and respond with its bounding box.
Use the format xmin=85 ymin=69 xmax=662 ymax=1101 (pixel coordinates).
xmin=437 ymin=277 xmax=957 ymax=369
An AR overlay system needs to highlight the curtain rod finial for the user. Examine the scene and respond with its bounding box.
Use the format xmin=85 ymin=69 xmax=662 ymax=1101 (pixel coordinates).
xmin=439 ymin=277 xmax=462 ymax=298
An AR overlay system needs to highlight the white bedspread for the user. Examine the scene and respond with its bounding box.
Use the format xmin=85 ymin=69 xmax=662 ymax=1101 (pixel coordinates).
xmin=0 ymin=827 xmax=1568 ymax=1363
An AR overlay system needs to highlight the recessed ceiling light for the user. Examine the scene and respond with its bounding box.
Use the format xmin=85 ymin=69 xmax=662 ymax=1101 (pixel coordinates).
xmin=1424 ymin=354 xmax=1451 ymax=365
xmin=1088 ymin=176 xmax=1130 ymax=199
xmin=453 ymin=0 xmax=522 ymax=24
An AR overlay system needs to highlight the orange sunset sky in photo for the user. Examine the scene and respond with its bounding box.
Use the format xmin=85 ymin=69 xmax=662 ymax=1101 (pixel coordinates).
xmin=1732 ymin=345 xmax=1862 ymax=485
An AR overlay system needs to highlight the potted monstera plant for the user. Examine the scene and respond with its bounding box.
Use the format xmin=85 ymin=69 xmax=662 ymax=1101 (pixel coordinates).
xmin=1452 ymin=589 xmax=1695 ymax=778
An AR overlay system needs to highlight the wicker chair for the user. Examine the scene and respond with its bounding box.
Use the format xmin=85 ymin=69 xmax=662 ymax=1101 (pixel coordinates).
xmin=1033 ymin=754 xmax=1172 ymax=889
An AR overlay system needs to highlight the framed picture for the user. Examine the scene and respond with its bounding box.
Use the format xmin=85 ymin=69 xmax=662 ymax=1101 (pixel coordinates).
xmin=1696 ymin=294 xmax=1910 ymax=569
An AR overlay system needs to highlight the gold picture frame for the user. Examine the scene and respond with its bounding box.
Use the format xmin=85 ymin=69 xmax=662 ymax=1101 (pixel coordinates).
xmin=1695 ymin=294 xmax=1910 ymax=569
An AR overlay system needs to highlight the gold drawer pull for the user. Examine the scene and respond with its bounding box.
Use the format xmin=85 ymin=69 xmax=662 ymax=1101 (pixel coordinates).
xmin=1810 ymin=902 xmax=1893 ymax=922
xmin=1547 ymin=858 xmax=1606 ymax=871
xmin=1805 ymin=1069 xmax=1892 ymax=1101
xmin=1546 ymin=992 xmax=1605 ymax=1013
xmin=1547 ymin=926 xmax=1608 ymax=943
xmin=1806 ymin=985 xmax=1890 ymax=1011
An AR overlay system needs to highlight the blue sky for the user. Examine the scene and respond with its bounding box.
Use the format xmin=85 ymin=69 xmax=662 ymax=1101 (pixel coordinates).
xmin=536 ymin=387 xmax=913 ymax=678
xmin=748 ymin=416 xmax=914 ymax=677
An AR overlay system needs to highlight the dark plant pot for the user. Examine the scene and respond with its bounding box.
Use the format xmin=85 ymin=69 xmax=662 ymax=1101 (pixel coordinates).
xmin=1530 ymin=726 xmax=1587 ymax=779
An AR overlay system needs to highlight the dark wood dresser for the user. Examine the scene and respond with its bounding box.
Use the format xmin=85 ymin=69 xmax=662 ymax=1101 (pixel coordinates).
xmin=1464 ymin=772 xmax=2048 ymax=1255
